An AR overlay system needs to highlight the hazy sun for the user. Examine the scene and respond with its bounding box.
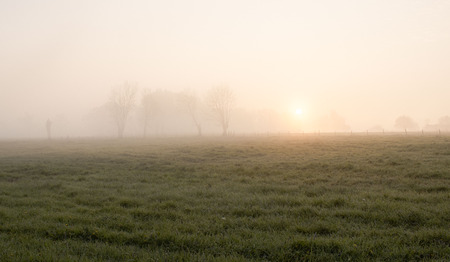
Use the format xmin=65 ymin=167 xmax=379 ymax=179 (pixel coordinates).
xmin=295 ymin=108 xmax=303 ymax=115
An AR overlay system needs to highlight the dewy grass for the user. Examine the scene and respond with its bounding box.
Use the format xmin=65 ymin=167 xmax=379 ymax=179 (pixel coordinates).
xmin=0 ymin=135 xmax=449 ymax=261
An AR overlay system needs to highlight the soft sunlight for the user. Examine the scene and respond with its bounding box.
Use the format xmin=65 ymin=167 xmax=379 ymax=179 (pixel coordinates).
xmin=0 ymin=0 xmax=449 ymax=135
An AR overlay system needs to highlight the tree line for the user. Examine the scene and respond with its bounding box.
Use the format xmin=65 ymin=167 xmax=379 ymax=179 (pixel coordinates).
xmin=108 ymin=82 xmax=235 ymax=138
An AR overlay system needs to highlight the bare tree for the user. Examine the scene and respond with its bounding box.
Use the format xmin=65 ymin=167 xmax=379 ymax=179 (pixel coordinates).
xmin=178 ymin=89 xmax=202 ymax=136
xmin=109 ymin=82 xmax=138 ymax=138
xmin=206 ymin=85 xmax=235 ymax=136
xmin=394 ymin=115 xmax=417 ymax=134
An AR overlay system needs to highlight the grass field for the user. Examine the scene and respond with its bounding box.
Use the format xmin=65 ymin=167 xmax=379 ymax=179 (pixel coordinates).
xmin=0 ymin=135 xmax=449 ymax=261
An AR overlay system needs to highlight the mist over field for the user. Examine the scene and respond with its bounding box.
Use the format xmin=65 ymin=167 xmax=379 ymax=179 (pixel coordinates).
xmin=1 ymin=0 xmax=449 ymax=138
xmin=1 ymin=2 xmax=450 ymax=260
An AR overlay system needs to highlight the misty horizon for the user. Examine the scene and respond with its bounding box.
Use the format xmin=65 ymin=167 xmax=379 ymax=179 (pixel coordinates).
xmin=1 ymin=1 xmax=449 ymax=138
xmin=1 ymin=84 xmax=449 ymax=139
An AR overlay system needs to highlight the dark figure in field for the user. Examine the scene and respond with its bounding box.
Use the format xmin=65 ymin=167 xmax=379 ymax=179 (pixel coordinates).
xmin=46 ymin=119 xmax=52 ymax=140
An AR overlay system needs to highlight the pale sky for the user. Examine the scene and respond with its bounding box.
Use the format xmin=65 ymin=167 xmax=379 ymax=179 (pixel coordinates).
xmin=1 ymin=0 xmax=449 ymax=135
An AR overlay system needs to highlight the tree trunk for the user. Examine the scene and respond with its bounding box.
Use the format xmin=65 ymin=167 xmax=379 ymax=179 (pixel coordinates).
xmin=222 ymin=125 xmax=228 ymax=136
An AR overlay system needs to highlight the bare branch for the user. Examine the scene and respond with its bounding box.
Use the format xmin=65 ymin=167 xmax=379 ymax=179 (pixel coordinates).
xmin=109 ymin=81 xmax=138 ymax=138
xmin=178 ymin=89 xmax=202 ymax=136
xmin=205 ymin=85 xmax=235 ymax=136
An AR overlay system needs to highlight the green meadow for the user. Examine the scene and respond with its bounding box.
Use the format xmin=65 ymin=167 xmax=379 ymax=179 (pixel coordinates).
xmin=0 ymin=135 xmax=449 ymax=261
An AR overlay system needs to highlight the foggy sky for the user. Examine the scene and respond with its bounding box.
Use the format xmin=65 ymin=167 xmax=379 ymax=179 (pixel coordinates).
xmin=1 ymin=0 xmax=449 ymax=137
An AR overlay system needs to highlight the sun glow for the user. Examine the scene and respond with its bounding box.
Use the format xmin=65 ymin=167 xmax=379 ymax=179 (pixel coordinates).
xmin=295 ymin=108 xmax=303 ymax=115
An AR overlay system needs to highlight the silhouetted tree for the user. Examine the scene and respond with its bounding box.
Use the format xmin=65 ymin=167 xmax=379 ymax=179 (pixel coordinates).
xmin=394 ymin=115 xmax=417 ymax=134
xmin=178 ymin=89 xmax=202 ymax=136
xmin=109 ymin=82 xmax=138 ymax=138
xmin=206 ymin=85 xmax=235 ymax=136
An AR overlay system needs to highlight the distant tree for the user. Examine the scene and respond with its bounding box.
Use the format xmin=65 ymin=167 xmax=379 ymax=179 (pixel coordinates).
xmin=394 ymin=115 xmax=417 ymax=133
xmin=109 ymin=82 xmax=138 ymax=138
xmin=178 ymin=89 xmax=202 ymax=136
xmin=206 ymin=85 xmax=235 ymax=136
